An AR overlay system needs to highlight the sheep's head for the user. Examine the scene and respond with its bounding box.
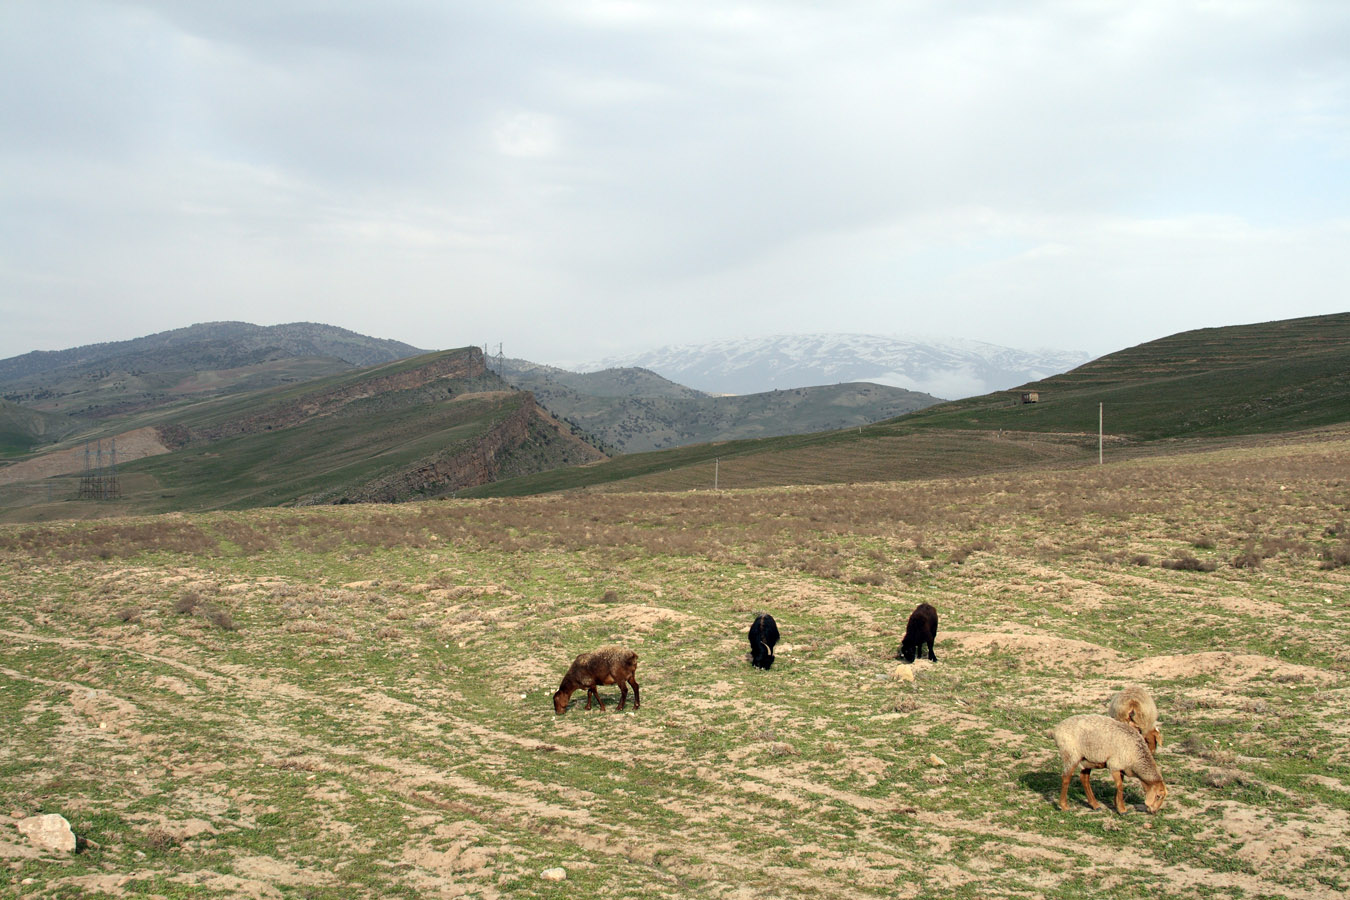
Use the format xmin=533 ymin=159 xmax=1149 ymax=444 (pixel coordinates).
xmin=899 ymin=640 xmax=916 ymax=664
xmin=1144 ymin=780 xmax=1167 ymax=814
xmin=553 ymin=689 xmax=570 ymax=714
xmin=1145 ymin=727 xmax=1162 ymax=755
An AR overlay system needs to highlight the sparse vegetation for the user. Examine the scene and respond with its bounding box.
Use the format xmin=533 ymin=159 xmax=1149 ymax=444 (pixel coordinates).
xmin=1 ymin=427 xmax=1348 ymax=899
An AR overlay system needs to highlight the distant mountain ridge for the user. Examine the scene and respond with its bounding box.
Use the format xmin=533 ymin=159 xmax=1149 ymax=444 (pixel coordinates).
xmin=0 ymin=321 xmax=426 ymax=382
xmin=583 ymin=333 xmax=1093 ymax=399
xmin=0 ymin=322 xmax=431 ymax=435
xmin=500 ymin=358 xmax=940 ymax=453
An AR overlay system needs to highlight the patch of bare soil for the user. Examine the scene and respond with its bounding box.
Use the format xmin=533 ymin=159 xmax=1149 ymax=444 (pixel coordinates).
xmin=944 ymin=630 xmax=1123 ymax=668
xmin=1112 ymin=651 xmax=1335 ymax=685
xmin=0 ymin=426 xmax=171 ymax=485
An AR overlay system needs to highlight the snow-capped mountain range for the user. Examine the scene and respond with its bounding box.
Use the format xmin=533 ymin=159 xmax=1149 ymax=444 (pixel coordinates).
xmin=581 ymin=334 xmax=1093 ymax=401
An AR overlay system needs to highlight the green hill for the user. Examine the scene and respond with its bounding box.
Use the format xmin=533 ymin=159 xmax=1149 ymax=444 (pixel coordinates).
xmin=896 ymin=312 xmax=1350 ymax=439
xmin=0 ymin=399 xmax=73 ymax=457
xmin=466 ymin=312 xmax=1350 ymax=497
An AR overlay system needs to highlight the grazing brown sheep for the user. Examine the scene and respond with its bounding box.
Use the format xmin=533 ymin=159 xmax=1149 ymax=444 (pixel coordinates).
xmin=553 ymin=646 xmax=640 ymax=714
xmin=1054 ymin=714 xmax=1167 ymax=814
xmin=1107 ymin=684 xmax=1161 ymax=755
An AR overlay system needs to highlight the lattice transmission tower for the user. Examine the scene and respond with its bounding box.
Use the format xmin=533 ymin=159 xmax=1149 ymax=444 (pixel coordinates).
xmin=77 ymin=438 xmax=121 ymax=500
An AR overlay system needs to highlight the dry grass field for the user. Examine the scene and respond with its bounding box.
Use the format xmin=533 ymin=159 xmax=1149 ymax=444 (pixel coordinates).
xmin=2 ymin=428 xmax=1348 ymax=899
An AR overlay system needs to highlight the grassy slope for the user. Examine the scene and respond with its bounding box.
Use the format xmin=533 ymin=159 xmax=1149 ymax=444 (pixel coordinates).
xmin=470 ymin=313 xmax=1350 ymax=497
xmin=0 ymin=400 xmax=72 ymax=457
xmin=1 ymin=430 xmax=1347 ymax=899
xmin=124 ymin=390 xmax=530 ymax=511
xmin=898 ymin=313 xmax=1350 ymax=439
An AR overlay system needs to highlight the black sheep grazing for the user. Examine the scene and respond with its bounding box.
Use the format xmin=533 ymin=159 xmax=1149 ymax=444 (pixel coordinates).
xmin=899 ymin=602 xmax=938 ymax=663
xmin=749 ymin=613 xmax=780 ymax=670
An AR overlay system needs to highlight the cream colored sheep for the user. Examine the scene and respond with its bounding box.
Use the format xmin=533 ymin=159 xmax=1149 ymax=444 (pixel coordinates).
xmin=1054 ymin=714 xmax=1167 ymax=814
xmin=1108 ymin=684 xmax=1161 ymax=754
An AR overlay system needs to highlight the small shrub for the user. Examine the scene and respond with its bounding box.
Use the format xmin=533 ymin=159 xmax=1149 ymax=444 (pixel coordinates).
xmin=599 ymin=590 xmax=621 ymax=603
xmin=1130 ymin=554 xmax=1152 ymax=567
xmin=1318 ymin=541 xmax=1350 ymax=571
xmin=117 ymin=606 xmax=141 ymax=623
xmin=1162 ymin=554 xmax=1217 ymax=572
xmin=203 ymin=606 xmax=236 ymax=631
xmin=144 ymin=828 xmax=183 ymax=851
xmin=174 ymin=592 xmax=201 ymax=615
xmin=849 ymin=573 xmax=886 ymax=586
xmin=1204 ymin=769 xmax=1244 ymax=789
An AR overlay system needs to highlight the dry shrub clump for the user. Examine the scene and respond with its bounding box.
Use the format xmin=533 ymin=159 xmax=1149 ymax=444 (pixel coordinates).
xmin=1162 ymin=554 xmax=1218 ymax=572
xmin=202 ymin=605 xmax=236 ymax=631
xmin=172 ymin=590 xmax=235 ymax=630
xmin=0 ymin=519 xmax=218 ymax=561
xmin=1319 ymin=540 xmax=1350 ymax=571
xmin=117 ymin=606 xmax=141 ymax=623
xmin=143 ymin=828 xmax=184 ymax=851
xmin=1231 ymin=541 xmax=1265 ymax=569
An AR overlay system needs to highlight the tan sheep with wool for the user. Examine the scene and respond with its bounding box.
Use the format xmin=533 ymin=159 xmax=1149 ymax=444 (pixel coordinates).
xmin=1107 ymin=684 xmax=1161 ymax=754
xmin=1054 ymin=714 xmax=1167 ymax=814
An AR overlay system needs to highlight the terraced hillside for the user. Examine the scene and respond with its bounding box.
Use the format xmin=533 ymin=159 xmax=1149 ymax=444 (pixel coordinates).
xmin=2 ymin=429 xmax=1347 ymax=898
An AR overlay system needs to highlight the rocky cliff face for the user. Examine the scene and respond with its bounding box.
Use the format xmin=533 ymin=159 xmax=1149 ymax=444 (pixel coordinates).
xmin=334 ymin=392 xmax=536 ymax=503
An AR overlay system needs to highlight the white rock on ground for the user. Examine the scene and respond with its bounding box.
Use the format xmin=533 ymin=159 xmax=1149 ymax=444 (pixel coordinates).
xmin=540 ymin=867 xmax=567 ymax=881
xmin=17 ymin=814 xmax=77 ymax=853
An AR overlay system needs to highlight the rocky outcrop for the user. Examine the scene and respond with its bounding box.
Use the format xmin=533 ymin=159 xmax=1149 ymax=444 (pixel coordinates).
xmin=334 ymin=393 xmax=536 ymax=503
xmin=193 ymin=348 xmax=486 ymax=444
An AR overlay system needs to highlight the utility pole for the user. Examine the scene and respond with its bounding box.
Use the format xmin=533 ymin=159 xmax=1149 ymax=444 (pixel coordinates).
xmin=714 ymin=458 xmax=719 ymax=491
xmin=1099 ymin=403 xmax=1103 ymax=466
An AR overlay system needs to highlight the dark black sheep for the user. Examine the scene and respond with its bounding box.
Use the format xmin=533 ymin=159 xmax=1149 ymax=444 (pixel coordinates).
xmin=748 ymin=613 xmax=780 ymax=670
xmin=899 ymin=602 xmax=938 ymax=663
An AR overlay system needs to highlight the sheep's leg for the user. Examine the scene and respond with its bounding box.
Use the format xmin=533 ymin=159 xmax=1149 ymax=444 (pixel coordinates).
xmin=1059 ymin=773 xmax=1074 ymax=810
xmin=926 ymin=642 xmax=937 ymax=662
xmin=617 ymin=681 xmax=629 ymax=711
xmin=1112 ymin=770 xmax=1129 ymax=814
xmin=1079 ymin=767 xmax=1101 ymax=809
xmin=629 ymin=676 xmax=640 ymax=709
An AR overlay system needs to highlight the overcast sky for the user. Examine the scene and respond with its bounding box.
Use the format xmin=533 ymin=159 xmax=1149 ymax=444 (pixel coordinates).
xmin=2 ymin=0 xmax=1347 ymax=365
